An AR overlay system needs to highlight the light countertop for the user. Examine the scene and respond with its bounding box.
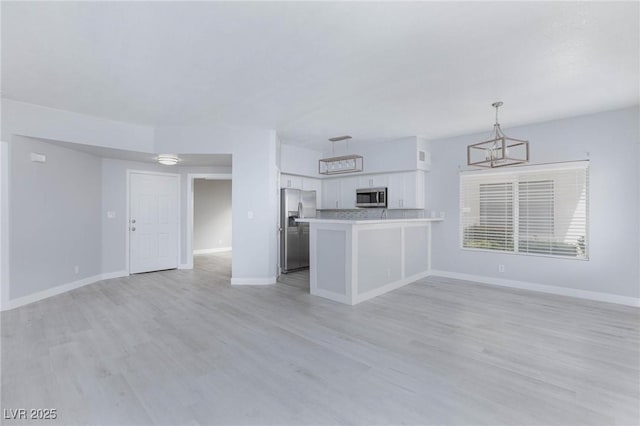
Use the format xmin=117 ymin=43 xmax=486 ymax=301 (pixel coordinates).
xmin=296 ymin=217 xmax=444 ymax=225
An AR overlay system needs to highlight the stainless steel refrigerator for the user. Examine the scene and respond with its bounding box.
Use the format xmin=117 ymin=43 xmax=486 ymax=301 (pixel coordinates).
xmin=280 ymin=188 xmax=316 ymax=273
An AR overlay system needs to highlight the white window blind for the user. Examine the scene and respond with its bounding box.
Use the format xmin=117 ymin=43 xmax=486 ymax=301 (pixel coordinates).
xmin=460 ymin=161 xmax=589 ymax=259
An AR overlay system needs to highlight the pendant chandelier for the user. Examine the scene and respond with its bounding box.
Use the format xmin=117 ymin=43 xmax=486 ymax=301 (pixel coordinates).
xmin=467 ymin=102 xmax=529 ymax=168
xmin=319 ymin=135 xmax=364 ymax=175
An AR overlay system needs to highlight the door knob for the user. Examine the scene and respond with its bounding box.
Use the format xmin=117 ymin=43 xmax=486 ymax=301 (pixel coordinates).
xmin=131 ymin=227 xmax=136 ymax=232
xmin=131 ymin=219 xmax=136 ymax=224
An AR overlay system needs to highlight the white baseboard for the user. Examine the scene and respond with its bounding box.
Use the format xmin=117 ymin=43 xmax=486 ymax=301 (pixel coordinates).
xmin=193 ymin=247 xmax=232 ymax=255
xmin=355 ymin=270 xmax=432 ymax=305
xmin=310 ymin=270 xmax=433 ymax=306
xmin=101 ymin=270 xmax=129 ymax=280
xmin=429 ymin=270 xmax=640 ymax=308
xmin=311 ymin=287 xmax=351 ymax=305
xmin=2 ymin=274 xmax=101 ymax=311
xmin=1 ymin=270 xmax=130 ymax=312
xmin=231 ymin=276 xmax=277 ymax=285
xmin=178 ymin=263 xmax=193 ymax=270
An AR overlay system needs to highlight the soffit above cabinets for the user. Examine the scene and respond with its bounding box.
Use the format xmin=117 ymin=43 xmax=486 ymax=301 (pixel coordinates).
xmin=28 ymin=138 xmax=232 ymax=167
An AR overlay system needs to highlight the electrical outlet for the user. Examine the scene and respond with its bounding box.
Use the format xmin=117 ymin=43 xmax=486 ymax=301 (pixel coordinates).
xmin=498 ymin=264 xmax=505 ymax=273
xmin=74 ymin=265 xmax=80 ymax=274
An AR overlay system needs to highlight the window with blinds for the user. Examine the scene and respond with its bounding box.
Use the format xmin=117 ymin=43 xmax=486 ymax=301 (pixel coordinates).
xmin=460 ymin=161 xmax=589 ymax=259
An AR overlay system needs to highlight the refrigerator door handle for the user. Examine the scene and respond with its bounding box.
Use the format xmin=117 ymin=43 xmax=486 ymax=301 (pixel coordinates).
xmin=298 ymin=201 xmax=304 ymax=219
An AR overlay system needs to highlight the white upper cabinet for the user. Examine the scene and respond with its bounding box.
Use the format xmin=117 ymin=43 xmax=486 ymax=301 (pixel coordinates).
xmin=302 ymin=177 xmax=322 ymax=206
xmin=281 ymin=174 xmax=322 ymax=206
xmin=387 ymin=173 xmax=404 ymax=209
xmin=281 ymin=174 xmax=303 ymax=189
xmin=387 ymin=171 xmax=425 ymax=209
xmin=339 ymin=177 xmax=357 ymax=209
xmin=357 ymin=174 xmax=389 ymax=189
xmin=280 ymin=138 xmax=430 ymax=210
xmin=320 ymin=171 xmax=425 ymax=210
xmin=322 ymin=179 xmax=340 ymax=209
xmin=403 ymin=171 xmax=425 ymax=209
xmin=321 ymin=177 xmax=357 ymax=209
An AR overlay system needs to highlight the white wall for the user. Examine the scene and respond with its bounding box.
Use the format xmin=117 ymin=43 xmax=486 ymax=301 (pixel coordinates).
xmin=280 ymin=144 xmax=322 ymax=177
xmin=320 ymin=136 xmax=425 ymax=174
xmin=101 ymin=158 xmax=229 ymax=274
xmin=193 ymin=179 xmax=232 ymax=251
xmin=417 ymin=137 xmax=431 ymax=172
xmin=427 ymin=106 xmax=640 ymax=301
xmin=279 ymin=137 xmax=430 ymax=179
xmin=155 ymin=124 xmax=279 ymax=284
xmin=230 ymin=131 xmax=279 ymax=284
xmin=1 ymin=99 xmax=155 ymax=152
xmin=1 ymin=100 xmax=279 ymax=291
xmin=0 ymin=141 xmax=9 ymax=308
xmin=7 ymin=95 xmax=634 ymax=304
xmin=8 ymin=136 xmax=102 ymax=299
xmin=2 ymin=138 xmax=232 ymax=306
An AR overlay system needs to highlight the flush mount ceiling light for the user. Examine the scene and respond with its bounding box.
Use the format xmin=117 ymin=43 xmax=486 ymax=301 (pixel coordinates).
xmin=157 ymin=154 xmax=179 ymax=165
xmin=319 ymin=135 xmax=364 ymax=175
xmin=467 ymin=102 xmax=529 ymax=168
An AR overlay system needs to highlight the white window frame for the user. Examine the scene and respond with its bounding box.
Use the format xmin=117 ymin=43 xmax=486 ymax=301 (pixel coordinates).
xmin=460 ymin=161 xmax=589 ymax=261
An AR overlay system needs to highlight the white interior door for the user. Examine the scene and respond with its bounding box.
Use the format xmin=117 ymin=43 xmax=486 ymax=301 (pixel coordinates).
xmin=129 ymin=172 xmax=179 ymax=274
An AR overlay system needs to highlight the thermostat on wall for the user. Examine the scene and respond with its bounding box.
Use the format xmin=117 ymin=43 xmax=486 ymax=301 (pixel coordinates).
xmin=30 ymin=152 xmax=46 ymax=163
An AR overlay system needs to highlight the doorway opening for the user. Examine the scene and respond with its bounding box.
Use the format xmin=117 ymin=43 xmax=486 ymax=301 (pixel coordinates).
xmin=186 ymin=173 xmax=233 ymax=270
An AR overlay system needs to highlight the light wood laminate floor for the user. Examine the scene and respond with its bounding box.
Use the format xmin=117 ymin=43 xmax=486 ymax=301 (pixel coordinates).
xmin=277 ymin=268 xmax=310 ymax=291
xmin=2 ymin=253 xmax=639 ymax=425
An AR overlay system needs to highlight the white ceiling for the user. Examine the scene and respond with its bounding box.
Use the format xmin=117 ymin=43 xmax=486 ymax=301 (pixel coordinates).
xmin=38 ymin=138 xmax=232 ymax=167
xmin=3 ymin=2 xmax=638 ymax=150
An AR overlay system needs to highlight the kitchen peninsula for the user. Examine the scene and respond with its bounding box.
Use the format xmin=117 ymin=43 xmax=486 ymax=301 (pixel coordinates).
xmin=296 ymin=218 xmax=443 ymax=305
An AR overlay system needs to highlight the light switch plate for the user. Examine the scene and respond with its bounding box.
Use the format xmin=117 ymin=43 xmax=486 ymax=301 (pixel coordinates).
xmin=247 ymin=211 xmax=254 ymax=219
xmin=107 ymin=211 xmax=116 ymax=219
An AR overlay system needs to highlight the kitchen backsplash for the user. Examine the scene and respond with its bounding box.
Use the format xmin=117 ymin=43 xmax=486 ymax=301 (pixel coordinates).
xmin=317 ymin=209 xmax=426 ymax=220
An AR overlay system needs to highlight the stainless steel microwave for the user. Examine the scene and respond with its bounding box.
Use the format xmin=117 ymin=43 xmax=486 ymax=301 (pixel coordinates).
xmin=356 ymin=187 xmax=387 ymax=208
